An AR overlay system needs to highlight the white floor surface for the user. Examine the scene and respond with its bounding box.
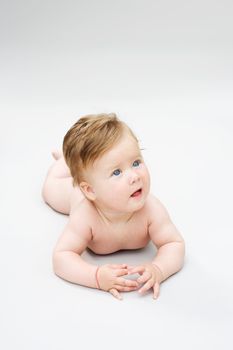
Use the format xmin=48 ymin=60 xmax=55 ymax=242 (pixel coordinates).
xmin=0 ymin=1 xmax=233 ymax=349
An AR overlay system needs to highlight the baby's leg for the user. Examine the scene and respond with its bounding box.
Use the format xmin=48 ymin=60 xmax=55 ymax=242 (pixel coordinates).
xmin=42 ymin=155 xmax=83 ymax=215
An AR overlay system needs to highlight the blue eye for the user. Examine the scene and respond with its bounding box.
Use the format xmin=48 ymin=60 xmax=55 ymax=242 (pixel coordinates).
xmin=112 ymin=169 xmax=121 ymax=176
xmin=133 ymin=160 xmax=141 ymax=167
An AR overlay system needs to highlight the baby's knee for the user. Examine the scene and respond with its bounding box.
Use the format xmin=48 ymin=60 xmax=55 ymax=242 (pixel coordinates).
xmin=41 ymin=182 xmax=48 ymax=203
xmin=41 ymin=178 xmax=51 ymax=204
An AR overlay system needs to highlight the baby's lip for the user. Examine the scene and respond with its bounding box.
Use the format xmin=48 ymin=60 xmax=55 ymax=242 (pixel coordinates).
xmin=130 ymin=188 xmax=142 ymax=197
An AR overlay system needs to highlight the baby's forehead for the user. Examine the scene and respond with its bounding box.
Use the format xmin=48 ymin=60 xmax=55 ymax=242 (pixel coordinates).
xmin=95 ymin=140 xmax=141 ymax=168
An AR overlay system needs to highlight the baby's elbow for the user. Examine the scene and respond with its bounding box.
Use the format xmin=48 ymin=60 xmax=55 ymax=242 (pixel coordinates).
xmin=177 ymin=238 xmax=185 ymax=257
xmin=52 ymin=251 xmax=62 ymax=276
xmin=41 ymin=181 xmax=48 ymax=203
xmin=175 ymin=231 xmax=185 ymax=254
xmin=181 ymin=238 xmax=185 ymax=256
xmin=179 ymin=240 xmax=186 ymax=268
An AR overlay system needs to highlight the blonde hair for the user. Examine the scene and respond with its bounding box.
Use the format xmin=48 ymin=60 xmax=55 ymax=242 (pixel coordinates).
xmin=63 ymin=113 xmax=138 ymax=186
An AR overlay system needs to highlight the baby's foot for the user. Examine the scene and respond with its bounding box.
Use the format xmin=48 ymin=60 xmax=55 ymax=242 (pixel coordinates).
xmin=51 ymin=150 xmax=63 ymax=160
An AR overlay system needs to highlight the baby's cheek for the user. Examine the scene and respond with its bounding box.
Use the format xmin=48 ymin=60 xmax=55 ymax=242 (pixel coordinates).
xmin=113 ymin=188 xmax=127 ymax=204
xmin=144 ymin=170 xmax=151 ymax=186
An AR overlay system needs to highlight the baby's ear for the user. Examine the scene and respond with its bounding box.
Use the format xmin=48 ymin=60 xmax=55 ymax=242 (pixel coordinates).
xmin=79 ymin=181 xmax=96 ymax=201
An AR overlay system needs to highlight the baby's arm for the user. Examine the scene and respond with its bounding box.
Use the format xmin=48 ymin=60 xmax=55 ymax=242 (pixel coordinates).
xmin=52 ymin=210 xmax=139 ymax=298
xmin=52 ymin=217 xmax=97 ymax=288
xmin=128 ymin=196 xmax=185 ymax=298
xmin=148 ymin=196 xmax=185 ymax=282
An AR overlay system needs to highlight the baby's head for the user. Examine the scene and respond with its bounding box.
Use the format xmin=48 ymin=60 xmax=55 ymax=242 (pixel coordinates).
xmin=63 ymin=113 xmax=136 ymax=186
xmin=63 ymin=113 xmax=150 ymax=213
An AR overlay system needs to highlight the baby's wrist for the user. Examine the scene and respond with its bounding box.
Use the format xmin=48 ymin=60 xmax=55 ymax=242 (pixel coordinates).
xmin=151 ymin=263 xmax=164 ymax=283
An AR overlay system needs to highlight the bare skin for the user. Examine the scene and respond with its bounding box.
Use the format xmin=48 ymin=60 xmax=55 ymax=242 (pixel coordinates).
xmin=42 ymin=136 xmax=185 ymax=300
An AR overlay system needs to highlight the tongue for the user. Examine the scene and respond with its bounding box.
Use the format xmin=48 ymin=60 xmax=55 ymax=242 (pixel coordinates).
xmin=132 ymin=190 xmax=141 ymax=197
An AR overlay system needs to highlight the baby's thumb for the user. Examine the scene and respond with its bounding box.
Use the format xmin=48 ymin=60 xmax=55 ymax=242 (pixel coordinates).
xmin=109 ymin=264 xmax=127 ymax=269
xmin=109 ymin=288 xmax=123 ymax=300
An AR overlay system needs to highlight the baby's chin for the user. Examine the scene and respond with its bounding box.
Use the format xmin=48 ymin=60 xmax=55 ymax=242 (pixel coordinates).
xmin=128 ymin=196 xmax=148 ymax=212
xmin=131 ymin=187 xmax=149 ymax=201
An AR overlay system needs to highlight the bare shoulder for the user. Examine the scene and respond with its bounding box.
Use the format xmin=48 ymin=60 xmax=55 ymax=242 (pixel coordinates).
xmin=69 ymin=197 xmax=97 ymax=229
xmin=53 ymin=198 xmax=96 ymax=254
xmin=145 ymin=193 xmax=172 ymax=225
xmin=145 ymin=193 xmax=184 ymax=246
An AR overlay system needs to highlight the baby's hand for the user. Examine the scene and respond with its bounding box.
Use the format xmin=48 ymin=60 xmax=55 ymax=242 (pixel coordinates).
xmin=96 ymin=264 xmax=139 ymax=300
xmin=127 ymin=263 xmax=163 ymax=299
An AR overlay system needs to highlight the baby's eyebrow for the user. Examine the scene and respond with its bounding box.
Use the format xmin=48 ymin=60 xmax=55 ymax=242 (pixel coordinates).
xmin=107 ymin=154 xmax=142 ymax=171
xmin=107 ymin=163 xmax=121 ymax=172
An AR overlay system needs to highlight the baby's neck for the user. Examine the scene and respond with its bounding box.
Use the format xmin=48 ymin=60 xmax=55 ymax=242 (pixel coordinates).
xmin=94 ymin=204 xmax=134 ymax=225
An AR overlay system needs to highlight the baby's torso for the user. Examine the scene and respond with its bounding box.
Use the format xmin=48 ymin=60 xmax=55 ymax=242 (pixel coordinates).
xmin=88 ymin=211 xmax=150 ymax=254
xmin=71 ymin=198 xmax=151 ymax=255
xmin=70 ymin=188 xmax=154 ymax=254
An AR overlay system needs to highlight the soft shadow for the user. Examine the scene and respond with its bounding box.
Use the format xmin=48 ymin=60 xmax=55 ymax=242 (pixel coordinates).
xmin=82 ymin=241 xmax=157 ymax=267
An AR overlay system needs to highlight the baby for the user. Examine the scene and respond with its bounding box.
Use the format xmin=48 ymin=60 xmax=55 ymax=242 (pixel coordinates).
xmin=42 ymin=113 xmax=185 ymax=300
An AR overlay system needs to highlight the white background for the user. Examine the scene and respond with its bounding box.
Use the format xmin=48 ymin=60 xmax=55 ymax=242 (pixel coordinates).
xmin=0 ymin=1 xmax=233 ymax=349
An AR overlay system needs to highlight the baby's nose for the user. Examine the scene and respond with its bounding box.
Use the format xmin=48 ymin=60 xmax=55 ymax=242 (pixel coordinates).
xmin=130 ymin=170 xmax=140 ymax=184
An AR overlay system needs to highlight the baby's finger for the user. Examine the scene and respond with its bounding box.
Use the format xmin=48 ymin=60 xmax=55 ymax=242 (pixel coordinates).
xmin=115 ymin=268 xmax=130 ymax=277
xmin=137 ymin=271 xmax=151 ymax=284
xmin=110 ymin=264 xmax=127 ymax=269
xmin=114 ymin=285 xmax=139 ymax=292
xmin=116 ymin=277 xmax=139 ymax=287
xmin=109 ymin=288 xmax=123 ymax=300
xmin=138 ymin=279 xmax=154 ymax=295
xmin=153 ymin=282 xmax=160 ymax=299
xmin=126 ymin=265 xmax=135 ymax=269
xmin=127 ymin=265 xmax=145 ymax=275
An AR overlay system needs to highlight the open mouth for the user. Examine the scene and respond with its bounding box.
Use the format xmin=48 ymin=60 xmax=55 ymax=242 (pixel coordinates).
xmin=131 ymin=188 xmax=142 ymax=197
